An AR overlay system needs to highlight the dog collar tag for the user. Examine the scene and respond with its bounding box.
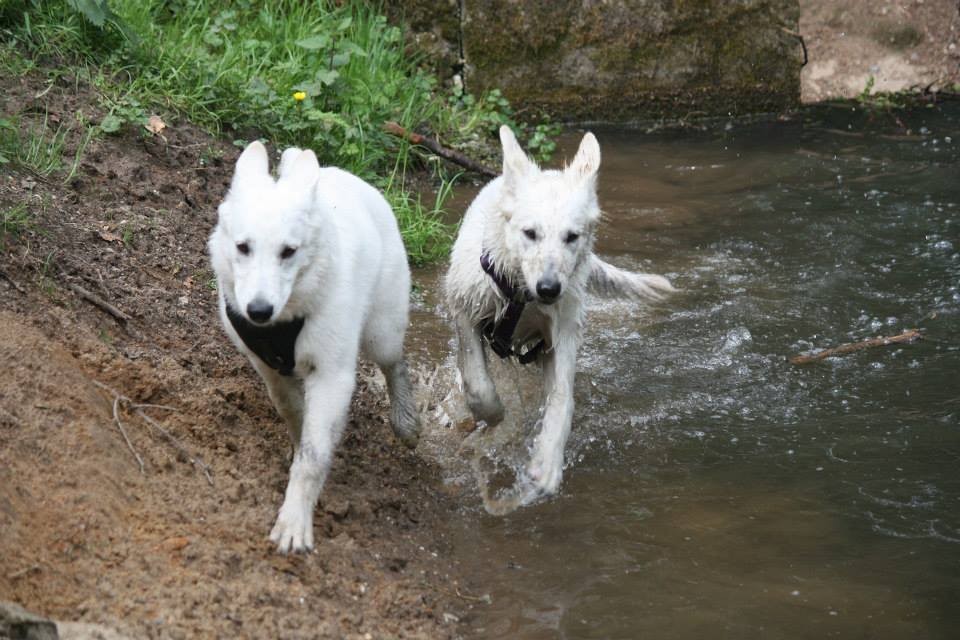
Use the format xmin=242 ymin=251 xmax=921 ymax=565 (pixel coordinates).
xmin=225 ymin=303 xmax=305 ymax=376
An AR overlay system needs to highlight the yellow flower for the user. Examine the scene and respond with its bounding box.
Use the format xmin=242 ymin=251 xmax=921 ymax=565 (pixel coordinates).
xmin=293 ymin=91 xmax=306 ymax=102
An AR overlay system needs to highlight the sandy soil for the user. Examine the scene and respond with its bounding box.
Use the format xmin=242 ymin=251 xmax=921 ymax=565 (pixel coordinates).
xmin=0 ymin=67 xmax=470 ymax=639
xmin=800 ymin=0 xmax=960 ymax=102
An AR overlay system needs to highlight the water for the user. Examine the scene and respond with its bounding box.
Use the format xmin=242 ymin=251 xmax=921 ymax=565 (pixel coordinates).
xmin=410 ymin=104 xmax=960 ymax=639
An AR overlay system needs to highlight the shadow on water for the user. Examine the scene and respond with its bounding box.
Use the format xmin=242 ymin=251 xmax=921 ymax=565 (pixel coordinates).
xmin=408 ymin=103 xmax=960 ymax=639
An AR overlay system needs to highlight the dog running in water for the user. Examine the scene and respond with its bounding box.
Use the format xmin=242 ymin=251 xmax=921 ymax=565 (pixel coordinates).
xmin=445 ymin=126 xmax=673 ymax=500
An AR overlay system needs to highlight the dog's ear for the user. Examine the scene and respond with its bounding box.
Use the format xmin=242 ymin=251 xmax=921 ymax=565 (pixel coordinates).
xmin=286 ymin=148 xmax=321 ymax=187
xmin=500 ymin=125 xmax=533 ymax=193
xmin=567 ymin=132 xmax=601 ymax=185
xmin=234 ymin=141 xmax=269 ymax=182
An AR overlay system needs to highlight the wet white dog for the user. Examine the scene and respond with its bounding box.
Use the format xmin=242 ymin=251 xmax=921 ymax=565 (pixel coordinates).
xmin=445 ymin=126 xmax=673 ymax=499
xmin=209 ymin=142 xmax=419 ymax=553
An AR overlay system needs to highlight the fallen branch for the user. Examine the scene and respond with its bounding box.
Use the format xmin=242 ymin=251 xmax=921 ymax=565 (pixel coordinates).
xmin=63 ymin=280 xmax=131 ymax=324
xmin=112 ymin=395 xmax=145 ymax=474
xmin=0 ymin=268 xmax=27 ymax=294
xmin=790 ymin=329 xmax=922 ymax=365
xmin=134 ymin=406 xmax=214 ymax=486
xmin=92 ymin=380 xmax=214 ymax=485
xmin=383 ymin=121 xmax=498 ymax=178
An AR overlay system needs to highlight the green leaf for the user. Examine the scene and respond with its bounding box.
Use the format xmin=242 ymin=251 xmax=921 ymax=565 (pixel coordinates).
xmin=315 ymin=69 xmax=339 ymax=86
xmin=99 ymin=114 xmax=122 ymax=133
xmin=67 ymin=0 xmax=108 ymax=27
xmin=296 ymin=34 xmax=330 ymax=50
xmin=336 ymin=16 xmax=353 ymax=32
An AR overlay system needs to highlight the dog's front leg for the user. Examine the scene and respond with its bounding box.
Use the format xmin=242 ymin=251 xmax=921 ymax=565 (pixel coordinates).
xmin=455 ymin=313 xmax=504 ymax=426
xmin=270 ymin=368 xmax=355 ymax=553
xmin=528 ymin=318 xmax=579 ymax=496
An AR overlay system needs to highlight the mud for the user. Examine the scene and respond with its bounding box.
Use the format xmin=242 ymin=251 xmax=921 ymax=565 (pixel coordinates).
xmin=0 ymin=67 xmax=470 ymax=638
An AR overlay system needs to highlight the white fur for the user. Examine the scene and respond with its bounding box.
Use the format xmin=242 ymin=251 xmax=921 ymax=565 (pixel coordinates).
xmin=445 ymin=126 xmax=674 ymax=498
xmin=209 ymin=141 xmax=420 ymax=553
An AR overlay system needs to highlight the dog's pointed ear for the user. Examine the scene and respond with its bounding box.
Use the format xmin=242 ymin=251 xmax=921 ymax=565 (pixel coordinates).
xmin=567 ymin=132 xmax=601 ymax=184
xmin=500 ymin=125 xmax=533 ymax=192
xmin=234 ymin=141 xmax=269 ymax=182
xmin=287 ymin=148 xmax=321 ymax=187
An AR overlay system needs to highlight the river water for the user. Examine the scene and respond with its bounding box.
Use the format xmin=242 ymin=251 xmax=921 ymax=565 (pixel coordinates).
xmin=409 ymin=103 xmax=960 ymax=639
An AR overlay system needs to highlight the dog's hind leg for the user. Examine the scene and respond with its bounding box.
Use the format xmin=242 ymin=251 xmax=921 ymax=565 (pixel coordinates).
xmin=455 ymin=314 xmax=505 ymax=426
xmin=382 ymin=358 xmax=421 ymax=448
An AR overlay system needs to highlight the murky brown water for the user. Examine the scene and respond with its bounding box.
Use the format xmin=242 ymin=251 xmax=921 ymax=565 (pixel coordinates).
xmin=409 ymin=104 xmax=960 ymax=639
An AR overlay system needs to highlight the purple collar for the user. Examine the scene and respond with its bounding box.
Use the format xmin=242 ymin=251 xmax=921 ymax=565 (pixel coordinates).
xmin=479 ymin=251 xmax=544 ymax=364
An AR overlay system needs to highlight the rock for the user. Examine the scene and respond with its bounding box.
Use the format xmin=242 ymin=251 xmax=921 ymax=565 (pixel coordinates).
xmin=0 ymin=600 xmax=59 ymax=640
xmin=324 ymin=498 xmax=351 ymax=519
xmin=385 ymin=0 xmax=801 ymax=121
xmin=57 ymin=622 xmax=135 ymax=640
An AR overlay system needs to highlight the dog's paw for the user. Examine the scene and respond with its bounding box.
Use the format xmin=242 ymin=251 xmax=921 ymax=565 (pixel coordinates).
xmin=527 ymin=450 xmax=563 ymax=496
xmin=269 ymin=502 xmax=315 ymax=554
xmin=391 ymin=407 xmax=421 ymax=449
xmin=467 ymin=394 xmax=505 ymax=428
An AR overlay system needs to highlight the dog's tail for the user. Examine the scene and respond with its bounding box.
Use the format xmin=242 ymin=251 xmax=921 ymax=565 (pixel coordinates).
xmin=587 ymin=255 xmax=675 ymax=301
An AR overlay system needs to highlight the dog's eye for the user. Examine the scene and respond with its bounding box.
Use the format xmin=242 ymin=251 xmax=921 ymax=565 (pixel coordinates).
xmin=523 ymin=228 xmax=538 ymax=241
xmin=280 ymin=246 xmax=297 ymax=260
xmin=236 ymin=242 xmax=250 ymax=255
xmin=565 ymin=232 xmax=580 ymax=244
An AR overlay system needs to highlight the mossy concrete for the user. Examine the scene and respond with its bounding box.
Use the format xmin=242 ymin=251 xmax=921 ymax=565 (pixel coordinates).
xmin=388 ymin=0 xmax=802 ymax=122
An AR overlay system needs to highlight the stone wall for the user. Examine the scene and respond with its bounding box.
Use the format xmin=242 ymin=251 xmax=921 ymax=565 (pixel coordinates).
xmin=386 ymin=0 xmax=803 ymax=122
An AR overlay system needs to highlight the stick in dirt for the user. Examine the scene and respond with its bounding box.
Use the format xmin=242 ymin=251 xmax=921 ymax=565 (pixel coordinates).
xmin=92 ymin=380 xmax=214 ymax=485
xmin=63 ymin=280 xmax=131 ymax=324
xmin=789 ymin=328 xmax=922 ymax=364
xmin=383 ymin=121 xmax=498 ymax=178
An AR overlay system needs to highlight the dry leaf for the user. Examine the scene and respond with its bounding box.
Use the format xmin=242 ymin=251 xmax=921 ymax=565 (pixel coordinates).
xmin=146 ymin=115 xmax=166 ymax=135
xmin=98 ymin=230 xmax=123 ymax=243
xmin=156 ymin=536 xmax=190 ymax=552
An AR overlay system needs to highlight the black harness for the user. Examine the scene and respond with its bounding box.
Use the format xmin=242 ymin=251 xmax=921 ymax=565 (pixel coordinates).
xmin=225 ymin=303 xmax=305 ymax=376
xmin=479 ymin=251 xmax=545 ymax=365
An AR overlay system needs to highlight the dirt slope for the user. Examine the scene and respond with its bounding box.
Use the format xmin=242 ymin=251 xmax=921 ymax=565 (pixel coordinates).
xmin=0 ymin=67 xmax=468 ymax=638
xmin=801 ymin=0 xmax=960 ymax=102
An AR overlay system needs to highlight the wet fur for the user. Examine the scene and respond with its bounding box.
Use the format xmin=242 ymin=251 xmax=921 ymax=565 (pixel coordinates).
xmin=209 ymin=142 xmax=419 ymax=553
xmin=444 ymin=126 xmax=673 ymax=498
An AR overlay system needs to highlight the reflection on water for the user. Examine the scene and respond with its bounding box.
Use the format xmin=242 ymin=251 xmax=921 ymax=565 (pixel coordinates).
xmin=409 ymin=104 xmax=960 ymax=639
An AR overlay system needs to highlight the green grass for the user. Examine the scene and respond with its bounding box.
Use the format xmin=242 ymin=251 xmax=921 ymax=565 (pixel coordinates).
xmin=0 ymin=203 xmax=33 ymax=248
xmin=0 ymin=109 xmax=95 ymax=181
xmin=0 ymin=113 xmax=68 ymax=177
xmin=1 ymin=0 xmax=559 ymax=263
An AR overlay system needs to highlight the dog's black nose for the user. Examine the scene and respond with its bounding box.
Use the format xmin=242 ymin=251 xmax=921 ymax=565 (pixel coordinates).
xmin=536 ymin=278 xmax=561 ymax=303
xmin=246 ymin=300 xmax=274 ymax=323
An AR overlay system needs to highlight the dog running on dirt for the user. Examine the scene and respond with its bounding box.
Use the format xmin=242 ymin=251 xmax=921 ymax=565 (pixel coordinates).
xmin=445 ymin=126 xmax=674 ymax=500
xmin=209 ymin=142 xmax=420 ymax=553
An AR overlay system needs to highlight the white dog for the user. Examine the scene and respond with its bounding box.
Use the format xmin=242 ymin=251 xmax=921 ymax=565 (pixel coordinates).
xmin=209 ymin=142 xmax=419 ymax=553
xmin=445 ymin=126 xmax=673 ymax=499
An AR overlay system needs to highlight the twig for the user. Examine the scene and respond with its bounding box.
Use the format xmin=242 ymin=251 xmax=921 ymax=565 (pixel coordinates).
xmin=454 ymin=586 xmax=492 ymax=604
xmin=92 ymin=380 xmax=214 ymax=485
xmin=112 ymin=395 xmax=146 ymax=474
xmin=132 ymin=403 xmax=179 ymax=412
xmin=383 ymin=121 xmax=498 ymax=178
xmin=7 ymin=564 xmax=42 ymax=580
xmin=790 ymin=329 xmax=922 ymax=364
xmin=62 ymin=280 xmax=131 ymax=324
xmin=135 ymin=407 xmax=214 ymax=486
xmin=0 ymin=268 xmax=27 ymax=294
